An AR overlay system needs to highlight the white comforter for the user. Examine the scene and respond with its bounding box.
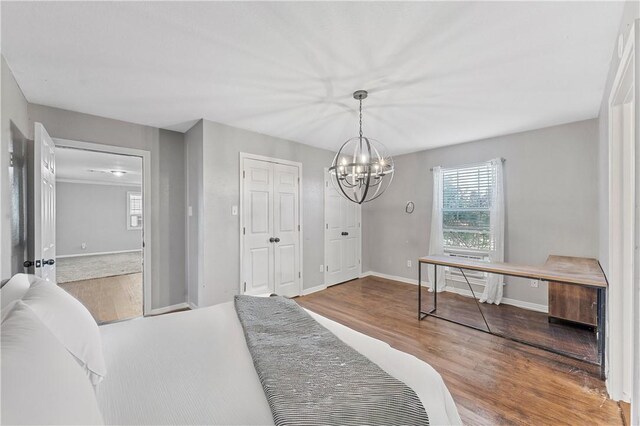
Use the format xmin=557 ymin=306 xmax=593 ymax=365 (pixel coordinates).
xmin=97 ymin=302 xmax=462 ymax=425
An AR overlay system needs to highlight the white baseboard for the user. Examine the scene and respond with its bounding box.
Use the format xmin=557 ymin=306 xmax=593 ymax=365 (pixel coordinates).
xmin=148 ymin=302 xmax=189 ymax=316
xmin=361 ymin=271 xmax=548 ymax=313
xmin=57 ymin=249 xmax=142 ymax=259
xmin=302 ymin=284 xmax=327 ymax=296
xmin=188 ymin=302 xmax=199 ymax=310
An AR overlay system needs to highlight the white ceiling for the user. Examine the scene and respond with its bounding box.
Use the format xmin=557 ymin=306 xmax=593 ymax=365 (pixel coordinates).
xmin=1 ymin=2 xmax=625 ymax=155
xmin=56 ymin=147 xmax=142 ymax=186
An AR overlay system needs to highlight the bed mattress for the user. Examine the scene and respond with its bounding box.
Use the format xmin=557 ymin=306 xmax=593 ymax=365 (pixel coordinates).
xmin=97 ymin=302 xmax=462 ymax=425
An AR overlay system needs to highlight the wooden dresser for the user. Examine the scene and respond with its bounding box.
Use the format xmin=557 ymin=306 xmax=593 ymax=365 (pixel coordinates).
xmin=547 ymin=256 xmax=600 ymax=327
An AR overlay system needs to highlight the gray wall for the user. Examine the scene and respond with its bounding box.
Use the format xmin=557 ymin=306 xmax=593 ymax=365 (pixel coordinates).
xmin=598 ymin=4 xmax=639 ymax=277
xmin=185 ymin=120 xmax=203 ymax=307
xmin=56 ymin=182 xmax=142 ymax=256
xmin=363 ymin=119 xmax=599 ymax=307
xmin=28 ymin=104 xmax=186 ymax=310
xmin=1 ymin=56 xmax=30 ymax=280
xmin=191 ymin=119 xmax=334 ymax=307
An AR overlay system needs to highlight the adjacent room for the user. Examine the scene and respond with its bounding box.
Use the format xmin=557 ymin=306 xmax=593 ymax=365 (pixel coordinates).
xmin=55 ymin=147 xmax=144 ymax=324
xmin=0 ymin=2 xmax=638 ymax=426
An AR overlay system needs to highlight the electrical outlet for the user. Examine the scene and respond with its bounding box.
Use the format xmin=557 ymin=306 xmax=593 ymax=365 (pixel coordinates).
xmin=319 ymin=264 xmax=324 ymax=273
xmin=231 ymin=205 xmax=238 ymax=216
xmin=81 ymin=243 xmax=86 ymax=250
xmin=530 ymin=279 xmax=539 ymax=288
xmin=407 ymin=260 xmax=412 ymax=268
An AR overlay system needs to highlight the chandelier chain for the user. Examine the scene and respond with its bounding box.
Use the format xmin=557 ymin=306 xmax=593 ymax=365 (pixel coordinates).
xmin=359 ymin=99 xmax=363 ymax=139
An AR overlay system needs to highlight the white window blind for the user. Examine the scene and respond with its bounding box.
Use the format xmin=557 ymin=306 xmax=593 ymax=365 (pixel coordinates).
xmin=127 ymin=192 xmax=143 ymax=230
xmin=442 ymin=162 xmax=493 ymax=251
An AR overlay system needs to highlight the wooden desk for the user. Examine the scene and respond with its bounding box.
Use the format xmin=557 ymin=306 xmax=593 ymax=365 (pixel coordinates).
xmin=417 ymin=254 xmax=608 ymax=378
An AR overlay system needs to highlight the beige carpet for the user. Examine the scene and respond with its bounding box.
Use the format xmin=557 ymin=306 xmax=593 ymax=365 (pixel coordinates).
xmin=59 ymin=273 xmax=142 ymax=324
xmin=56 ymin=252 xmax=142 ymax=283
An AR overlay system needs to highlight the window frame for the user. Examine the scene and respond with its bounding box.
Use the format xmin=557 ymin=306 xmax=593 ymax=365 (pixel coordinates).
xmin=440 ymin=161 xmax=495 ymax=285
xmin=126 ymin=191 xmax=143 ymax=231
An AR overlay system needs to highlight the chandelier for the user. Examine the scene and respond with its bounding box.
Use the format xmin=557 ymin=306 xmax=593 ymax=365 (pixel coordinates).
xmin=329 ymin=90 xmax=394 ymax=204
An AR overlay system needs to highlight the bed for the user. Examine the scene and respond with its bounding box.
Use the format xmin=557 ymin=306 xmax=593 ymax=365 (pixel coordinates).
xmin=2 ymin=274 xmax=461 ymax=425
xmin=96 ymin=301 xmax=462 ymax=425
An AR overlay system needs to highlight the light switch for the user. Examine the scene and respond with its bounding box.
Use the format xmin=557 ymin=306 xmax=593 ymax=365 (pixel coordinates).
xmin=232 ymin=205 xmax=238 ymax=216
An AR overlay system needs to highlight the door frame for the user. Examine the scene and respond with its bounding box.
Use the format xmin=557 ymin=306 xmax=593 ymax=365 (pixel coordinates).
xmin=53 ymin=138 xmax=152 ymax=316
xmin=607 ymin=22 xmax=638 ymax=409
xmin=239 ymin=152 xmax=303 ymax=296
xmin=323 ymin=167 xmax=362 ymax=287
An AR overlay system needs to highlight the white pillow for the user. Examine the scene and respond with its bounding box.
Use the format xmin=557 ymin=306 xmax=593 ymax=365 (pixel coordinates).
xmin=21 ymin=278 xmax=107 ymax=385
xmin=1 ymin=301 xmax=104 ymax=425
xmin=0 ymin=273 xmax=34 ymax=309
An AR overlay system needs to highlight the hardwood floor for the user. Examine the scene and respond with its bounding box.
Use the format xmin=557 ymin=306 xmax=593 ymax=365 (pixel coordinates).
xmin=421 ymin=287 xmax=597 ymax=364
xmin=59 ymin=273 xmax=142 ymax=324
xmin=296 ymin=276 xmax=621 ymax=425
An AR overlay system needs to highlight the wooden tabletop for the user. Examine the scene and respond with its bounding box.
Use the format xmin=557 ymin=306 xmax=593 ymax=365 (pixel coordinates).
xmin=418 ymin=254 xmax=607 ymax=288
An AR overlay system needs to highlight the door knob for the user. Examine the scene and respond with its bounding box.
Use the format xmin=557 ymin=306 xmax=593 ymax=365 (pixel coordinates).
xmin=43 ymin=259 xmax=55 ymax=266
xmin=23 ymin=260 xmax=42 ymax=268
xmin=274 ymin=237 xmax=281 ymax=243
xmin=341 ymin=232 xmax=349 ymax=236
xmin=269 ymin=237 xmax=276 ymax=243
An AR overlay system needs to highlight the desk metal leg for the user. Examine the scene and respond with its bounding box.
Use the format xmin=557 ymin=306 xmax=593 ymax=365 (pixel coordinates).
xmin=418 ymin=261 xmax=422 ymax=320
xmin=597 ymin=287 xmax=606 ymax=379
xmin=434 ymin=264 xmax=437 ymax=310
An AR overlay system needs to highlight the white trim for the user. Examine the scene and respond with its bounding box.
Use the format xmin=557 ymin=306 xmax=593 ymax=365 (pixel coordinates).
xmin=56 ymin=178 xmax=141 ymax=188
xmin=239 ymin=152 xmax=304 ymax=297
xmin=302 ymin=284 xmax=327 ymax=296
xmin=606 ymin=22 xmax=637 ymax=403
xmin=53 ymin=138 xmax=153 ymax=316
xmin=360 ymin=271 xmax=548 ymax=313
xmin=188 ymin=302 xmax=199 ymax=310
xmin=148 ymin=302 xmax=189 ymax=316
xmin=56 ymin=249 xmax=141 ymax=259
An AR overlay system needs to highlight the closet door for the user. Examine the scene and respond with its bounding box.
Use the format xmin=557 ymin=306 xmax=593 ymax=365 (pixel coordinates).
xmin=324 ymin=172 xmax=361 ymax=286
xmin=242 ymin=159 xmax=274 ymax=295
xmin=273 ymin=163 xmax=300 ymax=297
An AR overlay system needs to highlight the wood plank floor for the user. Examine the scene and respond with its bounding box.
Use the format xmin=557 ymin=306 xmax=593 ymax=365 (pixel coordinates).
xmin=421 ymin=287 xmax=597 ymax=364
xmin=59 ymin=273 xmax=142 ymax=324
xmin=296 ymin=276 xmax=621 ymax=425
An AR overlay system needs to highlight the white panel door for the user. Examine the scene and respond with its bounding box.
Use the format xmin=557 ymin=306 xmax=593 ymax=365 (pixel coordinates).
xmin=324 ymin=171 xmax=361 ymax=286
xmin=242 ymin=159 xmax=274 ymax=295
xmin=273 ymin=163 xmax=300 ymax=297
xmin=34 ymin=123 xmax=56 ymax=282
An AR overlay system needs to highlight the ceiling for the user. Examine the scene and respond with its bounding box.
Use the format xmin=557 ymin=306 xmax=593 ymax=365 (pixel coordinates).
xmin=56 ymin=147 xmax=142 ymax=186
xmin=1 ymin=2 xmax=625 ymax=155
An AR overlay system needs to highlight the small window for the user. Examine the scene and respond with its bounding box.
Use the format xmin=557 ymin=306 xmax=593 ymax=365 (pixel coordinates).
xmin=127 ymin=192 xmax=143 ymax=230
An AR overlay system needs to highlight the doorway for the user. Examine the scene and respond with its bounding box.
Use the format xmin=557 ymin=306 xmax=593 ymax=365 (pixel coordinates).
xmin=607 ymin=23 xmax=638 ymax=419
xmin=324 ymin=168 xmax=361 ymax=286
xmin=48 ymin=137 xmax=151 ymax=324
xmin=240 ymin=153 xmax=302 ymax=297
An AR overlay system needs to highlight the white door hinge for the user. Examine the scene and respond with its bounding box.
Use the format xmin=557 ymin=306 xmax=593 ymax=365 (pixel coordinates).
xmin=9 ymin=153 xmax=14 ymax=167
xmin=298 ymin=272 xmax=301 ymax=278
xmin=243 ymin=227 xmax=245 ymax=235
xmin=243 ymin=170 xmax=246 ymax=179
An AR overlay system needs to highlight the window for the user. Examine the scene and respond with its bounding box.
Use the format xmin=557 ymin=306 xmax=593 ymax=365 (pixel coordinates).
xmin=441 ymin=161 xmax=495 ymax=282
xmin=127 ymin=192 xmax=143 ymax=230
xmin=442 ymin=162 xmax=493 ymax=251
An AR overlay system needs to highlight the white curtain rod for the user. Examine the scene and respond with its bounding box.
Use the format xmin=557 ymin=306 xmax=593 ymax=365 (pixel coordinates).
xmin=429 ymin=157 xmax=505 ymax=172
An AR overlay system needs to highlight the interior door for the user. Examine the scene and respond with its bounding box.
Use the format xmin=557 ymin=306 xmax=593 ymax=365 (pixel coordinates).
xmin=273 ymin=163 xmax=300 ymax=297
xmin=324 ymin=170 xmax=361 ymax=286
xmin=242 ymin=159 xmax=274 ymax=295
xmin=34 ymin=123 xmax=56 ymax=282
